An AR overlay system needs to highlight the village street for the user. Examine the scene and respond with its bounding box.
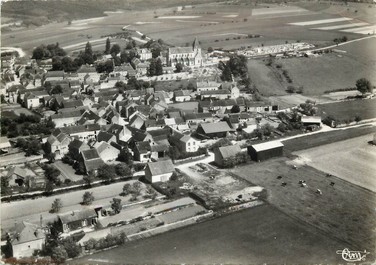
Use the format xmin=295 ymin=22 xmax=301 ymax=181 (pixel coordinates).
xmin=1 ymin=181 xmax=126 ymax=232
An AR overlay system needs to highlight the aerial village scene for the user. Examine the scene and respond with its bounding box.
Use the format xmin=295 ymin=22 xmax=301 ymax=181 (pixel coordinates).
xmin=0 ymin=0 xmax=375 ymax=264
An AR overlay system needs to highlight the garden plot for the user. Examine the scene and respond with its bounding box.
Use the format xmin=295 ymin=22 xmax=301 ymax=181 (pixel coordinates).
xmin=180 ymin=163 xmax=264 ymax=210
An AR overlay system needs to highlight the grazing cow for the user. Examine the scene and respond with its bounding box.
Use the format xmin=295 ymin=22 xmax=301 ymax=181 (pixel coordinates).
xmin=330 ymin=182 xmax=335 ymax=186
xmin=301 ymin=183 xmax=307 ymax=188
xmin=281 ymin=182 xmax=287 ymax=186
xmin=277 ymin=175 xmax=282 ymax=179
xmin=293 ymin=165 xmax=297 ymax=170
xmin=316 ymin=189 xmax=322 ymax=194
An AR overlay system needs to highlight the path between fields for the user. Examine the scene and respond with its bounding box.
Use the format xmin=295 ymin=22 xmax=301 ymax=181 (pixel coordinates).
xmin=310 ymin=34 xmax=376 ymax=52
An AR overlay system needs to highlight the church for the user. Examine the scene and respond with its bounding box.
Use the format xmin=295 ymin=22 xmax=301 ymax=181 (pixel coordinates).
xmin=167 ymin=37 xmax=204 ymax=68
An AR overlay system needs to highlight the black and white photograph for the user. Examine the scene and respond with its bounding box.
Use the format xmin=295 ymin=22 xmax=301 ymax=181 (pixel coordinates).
xmin=0 ymin=0 xmax=375 ymax=264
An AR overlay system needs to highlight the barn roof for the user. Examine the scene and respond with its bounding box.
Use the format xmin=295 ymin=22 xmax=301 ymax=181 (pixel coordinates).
xmin=217 ymin=145 xmax=241 ymax=159
xmin=251 ymin=141 xmax=284 ymax=152
xmin=199 ymin=122 xmax=232 ymax=134
xmin=147 ymin=159 xmax=175 ymax=176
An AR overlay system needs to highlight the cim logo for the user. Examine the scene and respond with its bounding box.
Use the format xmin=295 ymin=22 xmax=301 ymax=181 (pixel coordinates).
xmin=336 ymin=248 xmax=370 ymax=262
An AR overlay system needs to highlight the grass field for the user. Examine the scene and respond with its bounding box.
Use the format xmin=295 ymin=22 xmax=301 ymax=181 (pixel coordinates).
xmin=2 ymin=2 xmax=373 ymax=56
xmin=232 ymin=157 xmax=376 ymax=255
xmin=247 ymin=59 xmax=287 ymax=96
xmin=282 ymin=124 xmax=376 ymax=152
xmin=72 ymin=204 xmax=346 ymax=264
xmin=276 ymin=50 xmax=376 ymax=95
xmin=293 ymin=134 xmax=376 ymax=192
xmin=317 ymin=98 xmax=376 ymax=121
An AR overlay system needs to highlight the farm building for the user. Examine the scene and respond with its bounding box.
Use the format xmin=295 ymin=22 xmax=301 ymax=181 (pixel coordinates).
xmin=248 ymin=141 xmax=284 ymax=162
xmin=58 ymin=209 xmax=98 ymax=233
xmin=196 ymin=122 xmax=232 ymax=138
xmin=213 ymin=144 xmax=242 ymax=166
xmin=301 ymin=116 xmax=321 ymax=127
xmin=145 ymin=159 xmax=175 ymax=183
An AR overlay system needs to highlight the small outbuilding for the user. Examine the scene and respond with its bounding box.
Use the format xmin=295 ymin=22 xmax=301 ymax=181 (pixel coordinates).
xmin=301 ymin=116 xmax=321 ymax=127
xmin=213 ymin=144 xmax=241 ymax=166
xmin=248 ymin=141 xmax=284 ymax=161
xmin=145 ymin=159 xmax=175 ymax=183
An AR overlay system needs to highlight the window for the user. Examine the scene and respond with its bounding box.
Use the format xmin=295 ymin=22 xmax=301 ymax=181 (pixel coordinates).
xmin=188 ymin=142 xmax=191 ymax=146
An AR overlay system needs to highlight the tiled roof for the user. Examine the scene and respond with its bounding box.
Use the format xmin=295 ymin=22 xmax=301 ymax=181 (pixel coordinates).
xmin=169 ymin=47 xmax=193 ymax=54
xmin=147 ymin=159 xmax=175 ymax=176
xmin=81 ymin=148 xmax=100 ymax=160
xmin=59 ymin=209 xmax=97 ymax=224
xmin=199 ymin=122 xmax=232 ymax=134
xmin=200 ymin=89 xmax=230 ymax=95
xmin=10 ymin=221 xmax=45 ymax=245
xmin=217 ymin=144 xmax=241 ymax=159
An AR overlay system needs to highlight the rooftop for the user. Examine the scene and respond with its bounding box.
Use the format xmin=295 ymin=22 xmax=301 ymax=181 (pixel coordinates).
xmin=147 ymin=159 xmax=175 ymax=176
xmin=250 ymin=141 xmax=284 ymax=152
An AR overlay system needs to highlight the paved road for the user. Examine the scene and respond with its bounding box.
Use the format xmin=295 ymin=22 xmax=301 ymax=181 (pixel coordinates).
xmin=1 ymin=181 xmax=128 ymax=231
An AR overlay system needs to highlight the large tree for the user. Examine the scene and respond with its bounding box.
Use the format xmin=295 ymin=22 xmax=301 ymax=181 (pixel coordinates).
xmin=50 ymin=198 xmax=63 ymax=213
xmin=82 ymin=192 xmax=95 ymax=205
xmin=111 ymin=198 xmax=122 ymax=214
xmin=110 ymin=44 xmax=121 ymax=55
xmin=105 ymin=38 xmax=111 ymax=54
xmin=97 ymin=164 xmax=117 ymax=182
xmin=356 ymin=78 xmax=372 ymax=94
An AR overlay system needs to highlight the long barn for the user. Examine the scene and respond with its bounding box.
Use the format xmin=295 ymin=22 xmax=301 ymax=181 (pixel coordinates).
xmin=248 ymin=141 xmax=284 ymax=162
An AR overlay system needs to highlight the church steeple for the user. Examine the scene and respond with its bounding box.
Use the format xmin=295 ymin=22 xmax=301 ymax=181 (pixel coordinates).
xmin=193 ymin=37 xmax=200 ymax=50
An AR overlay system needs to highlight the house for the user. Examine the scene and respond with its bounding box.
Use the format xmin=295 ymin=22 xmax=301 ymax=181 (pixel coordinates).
xmin=77 ymin=110 xmax=107 ymax=126
xmin=213 ymin=144 xmax=242 ymax=166
xmin=133 ymin=141 xmax=151 ymax=163
xmin=150 ymin=142 xmax=170 ymax=160
xmin=80 ymin=149 xmax=105 ymax=173
xmin=77 ymin=65 xmax=100 ymax=83
xmin=245 ymin=101 xmax=279 ymax=113
xmin=200 ymin=89 xmax=231 ymax=100
xmin=68 ymin=139 xmax=90 ymax=160
xmin=59 ymin=124 xmax=101 ymax=142
xmin=58 ymin=209 xmax=98 ymax=233
xmin=94 ymin=141 xmax=120 ymax=162
xmin=169 ymin=131 xmax=200 ymax=153
xmin=184 ymin=113 xmax=213 ymax=124
xmin=6 ymin=166 xmax=27 ymax=187
xmin=107 ymin=124 xmax=132 ymax=145
xmin=247 ymin=141 xmax=284 ymax=162
xmin=136 ymin=48 xmax=153 ymax=61
xmin=44 ymin=71 xmax=64 ymax=83
xmin=7 ymin=222 xmax=46 ymax=258
xmin=196 ymin=122 xmax=232 ymax=139
xmin=46 ymin=129 xmax=71 ymax=159
xmin=145 ymin=159 xmax=175 ymax=183
xmin=174 ymin=90 xmax=192 ymax=102
xmin=196 ymin=80 xmax=220 ymax=93
xmin=51 ymin=109 xmax=86 ymax=127
xmin=97 ymin=131 xmax=117 ymax=144
xmin=24 ymin=92 xmax=41 ymax=109
xmin=167 ymin=37 xmax=203 ymax=67
xmin=0 ymin=137 xmax=12 ymax=153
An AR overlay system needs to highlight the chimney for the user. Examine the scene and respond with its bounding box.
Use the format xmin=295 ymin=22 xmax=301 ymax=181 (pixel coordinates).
xmin=71 ymin=211 xmax=75 ymax=216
